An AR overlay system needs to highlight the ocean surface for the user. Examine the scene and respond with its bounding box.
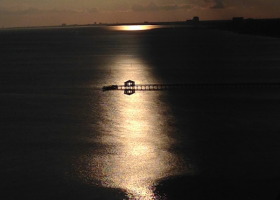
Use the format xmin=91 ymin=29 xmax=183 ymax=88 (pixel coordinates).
xmin=1 ymin=25 xmax=280 ymax=200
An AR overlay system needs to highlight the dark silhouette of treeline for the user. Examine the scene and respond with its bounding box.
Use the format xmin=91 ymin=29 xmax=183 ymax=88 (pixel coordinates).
xmin=189 ymin=18 xmax=280 ymax=38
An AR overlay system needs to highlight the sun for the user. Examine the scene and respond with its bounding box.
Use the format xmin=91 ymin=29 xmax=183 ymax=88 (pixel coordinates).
xmin=110 ymin=25 xmax=159 ymax=31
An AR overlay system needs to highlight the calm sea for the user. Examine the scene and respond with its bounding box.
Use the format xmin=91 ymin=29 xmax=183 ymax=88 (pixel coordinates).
xmin=1 ymin=25 xmax=280 ymax=200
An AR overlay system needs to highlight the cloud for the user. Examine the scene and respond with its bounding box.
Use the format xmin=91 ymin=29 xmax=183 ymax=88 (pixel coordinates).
xmin=85 ymin=8 xmax=98 ymax=13
xmin=131 ymin=2 xmax=158 ymax=11
xmin=0 ymin=7 xmax=99 ymax=15
xmin=131 ymin=2 xmax=193 ymax=12
xmin=0 ymin=7 xmax=40 ymax=15
xmin=211 ymin=0 xmax=224 ymax=9
xmin=204 ymin=0 xmax=225 ymax=9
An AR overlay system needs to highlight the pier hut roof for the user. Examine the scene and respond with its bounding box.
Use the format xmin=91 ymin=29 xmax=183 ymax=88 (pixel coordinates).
xmin=124 ymin=80 xmax=135 ymax=86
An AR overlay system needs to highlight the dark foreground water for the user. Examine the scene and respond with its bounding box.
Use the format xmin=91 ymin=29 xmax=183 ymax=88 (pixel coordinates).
xmin=1 ymin=25 xmax=280 ymax=200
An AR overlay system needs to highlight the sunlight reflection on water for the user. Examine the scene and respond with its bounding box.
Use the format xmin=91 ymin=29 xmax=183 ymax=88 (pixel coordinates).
xmin=87 ymin=55 xmax=188 ymax=199
xmin=73 ymin=29 xmax=190 ymax=199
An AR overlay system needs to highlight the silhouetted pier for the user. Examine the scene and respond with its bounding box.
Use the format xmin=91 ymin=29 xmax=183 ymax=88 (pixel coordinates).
xmin=102 ymin=80 xmax=280 ymax=95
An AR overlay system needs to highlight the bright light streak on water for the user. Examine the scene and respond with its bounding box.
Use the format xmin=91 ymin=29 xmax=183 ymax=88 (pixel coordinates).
xmin=86 ymin=56 xmax=188 ymax=199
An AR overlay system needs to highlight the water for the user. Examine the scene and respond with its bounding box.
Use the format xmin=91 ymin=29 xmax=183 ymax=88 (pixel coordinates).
xmin=1 ymin=25 xmax=280 ymax=200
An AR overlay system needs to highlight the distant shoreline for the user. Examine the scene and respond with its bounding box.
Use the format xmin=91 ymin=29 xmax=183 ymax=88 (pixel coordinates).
xmin=1 ymin=18 xmax=279 ymax=38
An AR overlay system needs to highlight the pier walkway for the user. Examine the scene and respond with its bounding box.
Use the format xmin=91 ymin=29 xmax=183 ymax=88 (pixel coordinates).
xmin=102 ymin=80 xmax=280 ymax=95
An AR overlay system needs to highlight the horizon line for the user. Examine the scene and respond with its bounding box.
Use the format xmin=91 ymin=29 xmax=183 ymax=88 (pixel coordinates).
xmin=1 ymin=17 xmax=280 ymax=30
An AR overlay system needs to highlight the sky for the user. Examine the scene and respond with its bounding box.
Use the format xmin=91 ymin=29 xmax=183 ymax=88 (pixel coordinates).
xmin=0 ymin=0 xmax=280 ymax=27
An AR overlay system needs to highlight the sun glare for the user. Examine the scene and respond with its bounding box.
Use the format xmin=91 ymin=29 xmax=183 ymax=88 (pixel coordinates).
xmin=110 ymin=25 xmax=159 ymax=31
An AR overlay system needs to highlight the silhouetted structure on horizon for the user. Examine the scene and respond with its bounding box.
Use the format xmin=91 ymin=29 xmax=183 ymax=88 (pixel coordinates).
xmin=186 ymin=16 xmax=200 ymax=26
xmin=193 ymin=16 xmax=200 ymax=23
